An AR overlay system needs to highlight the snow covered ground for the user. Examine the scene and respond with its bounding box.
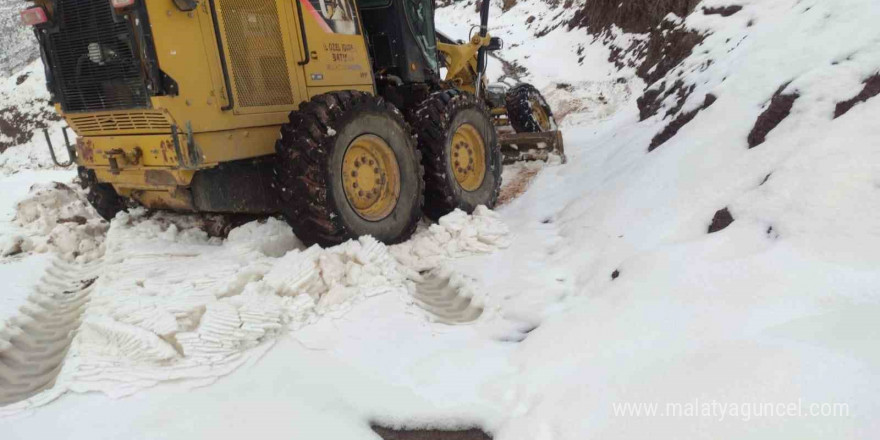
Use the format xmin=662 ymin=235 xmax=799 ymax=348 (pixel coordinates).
xmin=2 ymin=0 xmax=880 ymax=438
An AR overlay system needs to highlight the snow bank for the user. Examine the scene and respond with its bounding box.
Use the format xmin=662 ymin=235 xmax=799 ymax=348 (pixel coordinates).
xmin=475 ymin=0 xmax=880 ymax=437
xmin=11 ymin=182 xmax=106 ymax=261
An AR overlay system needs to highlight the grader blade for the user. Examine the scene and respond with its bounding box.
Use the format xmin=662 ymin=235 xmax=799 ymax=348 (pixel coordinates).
xmin=498 ymin=130 xmax=566 ymax=164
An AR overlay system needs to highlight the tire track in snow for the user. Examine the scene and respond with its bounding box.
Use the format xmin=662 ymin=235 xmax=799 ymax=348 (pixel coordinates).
xmin=0 ymin=258 xmax=101 ymax=406
xmin=413 ymin=270 xmax=484 ymax=325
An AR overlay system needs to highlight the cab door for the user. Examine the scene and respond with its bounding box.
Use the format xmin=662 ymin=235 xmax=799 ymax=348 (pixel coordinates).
xmin=293 ymin=0 xmax=375 ymax=93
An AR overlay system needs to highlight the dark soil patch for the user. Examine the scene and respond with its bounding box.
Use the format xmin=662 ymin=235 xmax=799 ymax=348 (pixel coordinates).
xmin=501 ymin=0 xmax=517 ymax=12
xmin=2 ymin=237 xmax=24 ymax=257
xmin=637 ymin=22 xmax=705 ymax=86
xmin=489 ymin=53 xmax=528 ymax=83
xmin=637 ymin=83 xmax=667 ymax=121
xmin=569 ymin=0 xmax=700 ymax=34
xmin=748 ymin=84 xmax=799 ymax=148
xmin=649 ymin=93 xmax=717 ymax=151
xmin=834 ymin=73 xmax=880 ymax=118
xmin=201 ymin=214 xmax=270 ymax=238
xmin=569 ymin=0 xmax=705 ymax=102
xmin=708 ymin=207 xmax=734 ymax=233
xmin=611 ymin=269 xmax=620 ymax=280
xmin=0 ymin=99 xmax=62 ymax=153
xmin=58 ymin=215 xmax=89 ymax=225
xmin=665 ymin=83 xmax=698 ymax=118
xmin=64 ymin=277 xmax=98 ymax=294
xmin=371 ymin=425 xmax=492 ymax=440
xmin=535 ymin=21 xmax=564 ymax=38
xmin=16 ymin=73 xmax=30 ymax=86
xmin=703 ymin=5 xmax=743 ymax=16
xmin=760 ymin=173 xmax=772 ymax=185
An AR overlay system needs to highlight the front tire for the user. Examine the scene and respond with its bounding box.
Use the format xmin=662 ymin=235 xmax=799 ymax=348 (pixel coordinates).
xmin=274 ymin=91 xmax=424 ymax=247
xmin=410 ymin=90 xmax=503 ymax=220
xmin=505 ymin=83 xmax=556 ymax=133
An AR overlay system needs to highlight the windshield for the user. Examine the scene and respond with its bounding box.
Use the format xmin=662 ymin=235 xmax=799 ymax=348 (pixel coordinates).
xmin=404 ymin=0 xmax=438 ymax=71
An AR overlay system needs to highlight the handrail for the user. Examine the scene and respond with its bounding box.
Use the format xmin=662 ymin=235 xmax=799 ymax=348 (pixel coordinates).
xmin=207 ymin=0 xmax=235 ymax=110
xmin=43 ymin=127 xmax=74 ymax=168
xmin=295 ymin=0 xmax=311 ymax=66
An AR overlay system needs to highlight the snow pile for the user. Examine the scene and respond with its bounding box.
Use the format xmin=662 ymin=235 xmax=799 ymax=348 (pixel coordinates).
xmin=0 ymin=206 xmax=510 ymax=412
xmin=392 ymin=206 xmax=511 ymax=271
xmin=7 ymin=181 xmax=106 ymax=260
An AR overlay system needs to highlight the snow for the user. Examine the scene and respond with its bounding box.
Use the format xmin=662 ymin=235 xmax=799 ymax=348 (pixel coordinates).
xmin=0 ymin=60 xmax=68 ymax=175
xmin=2 ymin=0 xmax=880 ymax=438
xmin=0 ymin=169 xmax=74 ymax=325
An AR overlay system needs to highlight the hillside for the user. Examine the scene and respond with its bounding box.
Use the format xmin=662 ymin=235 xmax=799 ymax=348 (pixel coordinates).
xmin=1 ymin=0 xmax=879 ymax=438
xmin=0 ymin=0 xmax=39 ymax=78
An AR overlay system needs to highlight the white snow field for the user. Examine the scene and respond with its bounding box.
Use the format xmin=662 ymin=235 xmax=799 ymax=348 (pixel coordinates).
xmin=2 ymin=0 xmax=880 ymax=438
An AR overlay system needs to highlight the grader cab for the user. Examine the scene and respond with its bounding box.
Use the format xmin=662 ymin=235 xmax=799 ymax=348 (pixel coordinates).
xmin=22 ymin=0 xmax=564 ymax=245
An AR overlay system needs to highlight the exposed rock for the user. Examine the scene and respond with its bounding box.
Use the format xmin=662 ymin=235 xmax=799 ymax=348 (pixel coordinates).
xmin=708 ymin=207 xmax=734 ymax=233
xmin=748 ymin=84 xmax=799 ymax=148
xmin=834 ymin=73 xmax=880 ymax=118
xmin=703 ymin=5 xmax=743 ymax=17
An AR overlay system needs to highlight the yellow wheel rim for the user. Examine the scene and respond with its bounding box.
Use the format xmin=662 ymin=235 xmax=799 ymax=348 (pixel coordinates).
xmin=531 ymin=98 xmax=552 ymax=131
xmin=451 ymin=123 xmax=487 ymax=192
xmin=342 ymin=134 xmax=401 ymax=221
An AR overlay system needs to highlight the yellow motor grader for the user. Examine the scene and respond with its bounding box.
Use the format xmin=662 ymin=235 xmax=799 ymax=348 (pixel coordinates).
xmin=22 ymin=0 xmax=563 ymax=245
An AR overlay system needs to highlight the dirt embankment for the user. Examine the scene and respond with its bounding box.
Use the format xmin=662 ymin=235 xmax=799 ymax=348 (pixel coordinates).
xmin=568 ymin=0 xmax=706 ymax=126
xmin=570 ymin=0 xmax=703 ymax=82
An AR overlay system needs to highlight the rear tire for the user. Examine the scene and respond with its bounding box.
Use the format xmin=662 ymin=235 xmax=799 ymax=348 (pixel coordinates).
xmin=77 ymin=167 xmax=125 ymax=221
xmin=505 ymin=83 xmax=556 ymax=133
xmin=410 ymin=89 xmax=503 ymax=220
xmin=274 ymin=91 xmax=424 ymax=247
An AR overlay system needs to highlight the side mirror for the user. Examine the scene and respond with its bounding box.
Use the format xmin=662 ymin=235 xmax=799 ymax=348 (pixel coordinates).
xmin=487 ymin=37 xmax=503 ymax=51
xmin=173 ymin=0 xmax=198 ymax=11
